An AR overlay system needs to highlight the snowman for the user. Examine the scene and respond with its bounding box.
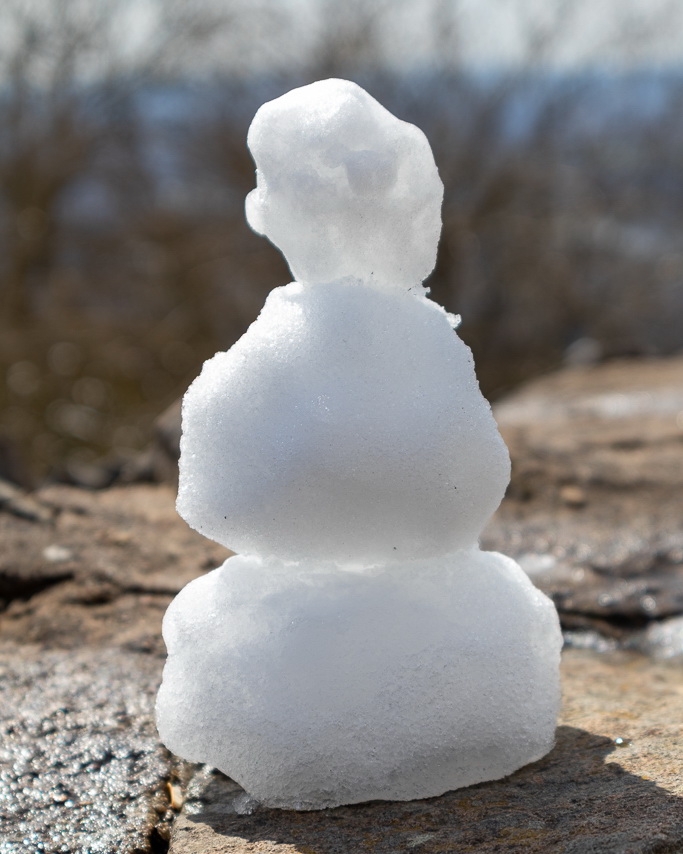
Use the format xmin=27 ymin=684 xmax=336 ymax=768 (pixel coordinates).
xmin=156 ymin=79 xmax=562 ymax=810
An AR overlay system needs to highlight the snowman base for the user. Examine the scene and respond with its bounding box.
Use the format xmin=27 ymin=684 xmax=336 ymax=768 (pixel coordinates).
xmin=156 ymin=549 xmax=562 ymax=810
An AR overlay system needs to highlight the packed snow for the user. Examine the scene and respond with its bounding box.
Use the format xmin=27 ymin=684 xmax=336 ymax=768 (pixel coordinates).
xmin=157 ymin=550 xmax=560 ymax=809
xmin=176 ymin=279 xmax=510 ymax=564
xmin=157 ymin=78 xmax=562 ymax=810
xmin=246 ymin=78 xmax=442 ymax=290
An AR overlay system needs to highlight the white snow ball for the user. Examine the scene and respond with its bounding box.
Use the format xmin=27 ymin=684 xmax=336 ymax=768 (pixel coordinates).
xmin=156 ymin=548 xmax=562 ymax=810
xmin=246 ymin=78 xmax=443 ymax=289
xmin=176 ymin=280 xmax=510 ymax=565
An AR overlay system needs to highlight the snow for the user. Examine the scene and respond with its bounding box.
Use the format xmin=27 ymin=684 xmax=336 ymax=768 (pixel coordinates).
xmin=157 ymin=550 xmax=561 ymax=809
xmin=157 ymin=78 xmax=562 ymax=810
xmin=176 ymin=279 xmax=510 ymax=565
xmin=246 ymin=79 xmax=443 ymax=290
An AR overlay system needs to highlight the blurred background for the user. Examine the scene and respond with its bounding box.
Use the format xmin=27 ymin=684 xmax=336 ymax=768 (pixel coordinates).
xmin=2 ymin=0 xmax=683 ymax=488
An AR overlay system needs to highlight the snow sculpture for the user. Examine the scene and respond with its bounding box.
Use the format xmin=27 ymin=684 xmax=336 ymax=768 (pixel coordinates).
xmin=156 ymin=79 xmax=562 ymax=810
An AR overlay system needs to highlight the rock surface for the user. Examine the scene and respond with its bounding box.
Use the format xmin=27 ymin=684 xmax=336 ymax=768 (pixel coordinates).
xmin=168 ymin=649 xmax=683 ymax=854
xmin=0 ymin=484 xmax=228 ymax=652
xmin=486 ymin=356 xmax=683 ymax=649
xmin=0 ymin=645 xmax=171 ymax=854
xmin=0 ymin=483 xmax=229 ymax=853
xmin=2 ymin=356 xmax=683 ymax=851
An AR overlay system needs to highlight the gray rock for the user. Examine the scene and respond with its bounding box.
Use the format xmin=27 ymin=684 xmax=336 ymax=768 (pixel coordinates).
xmin=0 ymin=483 xmax=229 ymax=853
xmin=0 ymin=478 xmax=53 ymax=524
xmin=0 ymin=484 xmax=229 ymax=651
xmin=486 ymin=356 xmax=683 ymax=643
xmin=0 ymin=644 xmax=171 ymax=854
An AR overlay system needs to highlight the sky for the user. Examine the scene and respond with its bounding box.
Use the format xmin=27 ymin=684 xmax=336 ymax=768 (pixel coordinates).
xmin=454 ymin=0 xmax=683 ymax=69
xmin=3 ymin=0 xmax=683 ymax=83
xmin=268 ymin=0 xmax=683 ymax=73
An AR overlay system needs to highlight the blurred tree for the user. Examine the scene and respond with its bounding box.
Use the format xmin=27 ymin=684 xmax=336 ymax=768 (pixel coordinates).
xmin=0 ymin=0 xmax=272 ymax=484
xmin=1 ymin=0 xmax=682 ymax=484
xmin=0 ymin=0 xmax=253 ymax=323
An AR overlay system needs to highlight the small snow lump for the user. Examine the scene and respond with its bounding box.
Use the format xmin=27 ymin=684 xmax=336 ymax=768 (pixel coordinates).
xmin=246 ymin=78 xmax=443 ymax=289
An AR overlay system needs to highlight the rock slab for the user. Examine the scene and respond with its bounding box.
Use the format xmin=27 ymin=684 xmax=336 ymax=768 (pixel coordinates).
xmin=0 ymin=645 xmax=168 ymax=854
xmin=3 ymin=357 xmax=683 ymax=852
xmin=0 ymin=483 xmax=229 ymax=854
xmin=486 ymin=357 xmax=683 ymax=648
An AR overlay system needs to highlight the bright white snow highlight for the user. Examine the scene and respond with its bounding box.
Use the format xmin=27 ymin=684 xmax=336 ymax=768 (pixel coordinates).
xmin=245 ymin=79 xmax=442 ymax=289
xmin=157 ymin=78 xmax=562 ymax=810
xmin=176 ymin=280 xmax=510 ymax=564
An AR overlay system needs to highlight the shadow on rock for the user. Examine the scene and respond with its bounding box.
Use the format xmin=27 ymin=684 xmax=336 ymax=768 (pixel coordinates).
xmin=174 ymin=726 xmax=683 ymax=854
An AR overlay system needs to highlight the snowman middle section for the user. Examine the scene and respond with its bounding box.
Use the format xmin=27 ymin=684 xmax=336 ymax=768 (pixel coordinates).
xmin=176 ymin=279 xmax=511 ymax=565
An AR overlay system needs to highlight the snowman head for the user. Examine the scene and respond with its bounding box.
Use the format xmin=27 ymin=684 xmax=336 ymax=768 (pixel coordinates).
xmin=246 ymin=79 xmax=443 ymax=290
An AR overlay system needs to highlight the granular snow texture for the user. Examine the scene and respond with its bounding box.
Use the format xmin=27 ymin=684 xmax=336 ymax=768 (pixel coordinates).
xmin=158 ymin=78 xmax=561 ymax=811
